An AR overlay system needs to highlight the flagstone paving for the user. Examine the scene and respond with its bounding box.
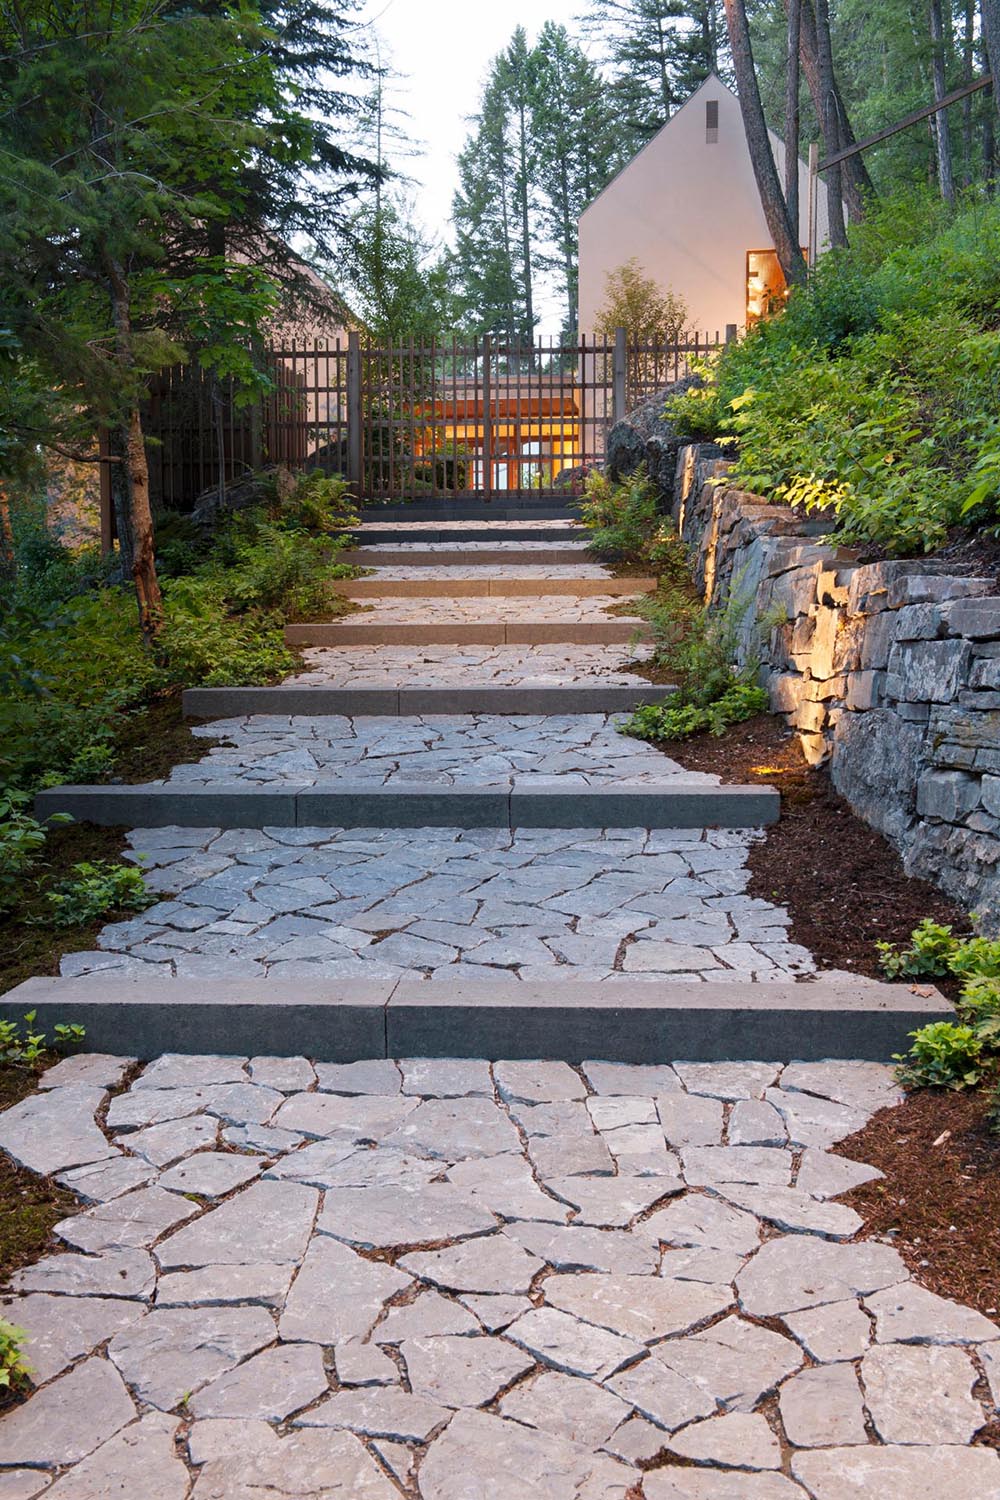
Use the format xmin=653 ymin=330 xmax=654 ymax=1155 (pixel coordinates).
xmin=60 ymin=826 xmax=814 ymax=982
xmin=288 ymin=642 xmax=654 ymax=688
xmin=329 ymin=594 xmax=642 ymax=624
xmin=164 ymin=714 xmax=710 ymax=788
xmin=0 ymin=1053 xmax=998 ymax=1497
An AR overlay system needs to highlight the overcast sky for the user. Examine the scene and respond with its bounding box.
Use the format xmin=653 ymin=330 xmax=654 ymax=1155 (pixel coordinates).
xmin=356 ymin=0 xmax=595 ymax=330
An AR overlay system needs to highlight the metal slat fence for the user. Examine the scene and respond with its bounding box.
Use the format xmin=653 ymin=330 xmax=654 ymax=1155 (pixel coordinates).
xmin=143 ymin=330 xmax=721 ymax=511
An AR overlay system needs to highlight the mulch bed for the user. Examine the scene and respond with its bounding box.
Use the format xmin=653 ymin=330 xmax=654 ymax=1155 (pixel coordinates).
xmin=648 ymin=712 xmax=969 ymax=979
xmin=108 ymin=689 xmax=222 ymax=784
xmin=836 ymin=1088 xmax=1000 ymax=1317
xmin=0 ymin=1063 xmax=78 ymax=1287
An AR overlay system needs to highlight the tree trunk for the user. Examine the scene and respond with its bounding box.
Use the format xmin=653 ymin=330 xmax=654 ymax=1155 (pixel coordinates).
xmin=963 ymin=0 xmax=975 ymax=184
xmin=930 ymin=0 xmax=957 ymax=203
xmin=785 ymin=0 xmax=802 ymax=242
xmin=799 ymin=1 xmax=876 ymax=220
xmin=982 ymin=0 xmax=1000 ymax=147
xmin=813 ymin=0 xmax=848 ymax=247
xmin=0 ymin=485 xmax=15 ymax=586
xmin=104 ymin=255 xmax=162 ymax=639
xmin=723 ymin=0 xmax=807 ymax=287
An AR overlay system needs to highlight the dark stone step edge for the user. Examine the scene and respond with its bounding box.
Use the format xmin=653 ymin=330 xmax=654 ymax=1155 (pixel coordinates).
xmin=182 ymin=684 xmax=677 ymax=718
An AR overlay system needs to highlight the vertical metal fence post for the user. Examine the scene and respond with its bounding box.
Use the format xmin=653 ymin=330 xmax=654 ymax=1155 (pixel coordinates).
xmin=482 ymin=336 xmax=493 ymax=502
xmin=347 ymin=329 xmax=362 ymax=496
xmin=612 ymin=327 xmax=627 ymax=424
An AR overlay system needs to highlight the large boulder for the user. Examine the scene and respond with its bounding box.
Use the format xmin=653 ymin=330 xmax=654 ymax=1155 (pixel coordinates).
xmin=605 ymin=375 xmax=703 ymax=503
xmin=190 ymin=468 xmax=283 ymax=530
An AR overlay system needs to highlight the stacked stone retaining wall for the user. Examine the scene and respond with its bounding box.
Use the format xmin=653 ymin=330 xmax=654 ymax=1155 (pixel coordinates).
xmin=671 ymin=444 xmax=1000 ymax=928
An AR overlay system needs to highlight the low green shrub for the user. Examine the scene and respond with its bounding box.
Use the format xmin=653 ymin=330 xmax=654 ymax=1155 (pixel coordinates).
xmin=0 ymin=1320 xmax=32 ymax=1392
xmin=577 ymin=467 xmax=686 ymax=572
xmin=0 ymin=793 xmax=60 ymax=912
xmin=894 ymin=1021 xmax=989 ymax=1091
xmin=885 ymin=917 xmax=1000 ymax=1090
xmin=0 ymin=1010 xmax=86 ymax=1067
xmin=41 ymin=860 xmax=154 ymax=927
xmin=624 ymin=682 xmax=769 ymax=741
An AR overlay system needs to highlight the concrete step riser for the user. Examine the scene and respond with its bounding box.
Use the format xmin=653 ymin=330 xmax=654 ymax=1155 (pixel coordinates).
xmin=339 ymin=578 xmax=653 ymax=599
xmin=182 ymin=685 xmax=677 ymax=717
xmin=351 ymin=527 xmax=586 ymax=544
xmin=285 ymin=623 xmax=650 ymax=647
xmin=3 ymin=975 xmax=952 ymax=1063
xmin=34 ymin=782 xmax=778 ymax=831
xmin=342 ymin=548 xmax=593 ymax=567
xmin=359 ymin=502 xmax=578 ymax=521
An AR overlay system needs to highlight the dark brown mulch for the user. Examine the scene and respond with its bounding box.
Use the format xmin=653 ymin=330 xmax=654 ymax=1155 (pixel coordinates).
xmin=108 ymin=689 xmax=223 ymax=784
xmin=650 ymin=713 xmax=969 ymax=980
xmin=0 ymin=822 xmax=142 ymax=998
xmin=855 ymin=523 xmax=1000 ymax=589
xmin=0 ymin=1063 xmax=78 ymax=1282
xmin=836 ymin=1087 xmax=1000 ymax=1317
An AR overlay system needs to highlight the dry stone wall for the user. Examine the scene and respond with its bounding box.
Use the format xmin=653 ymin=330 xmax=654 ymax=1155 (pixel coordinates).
xmin=671 ymin=444 xmax=1000 ymax=929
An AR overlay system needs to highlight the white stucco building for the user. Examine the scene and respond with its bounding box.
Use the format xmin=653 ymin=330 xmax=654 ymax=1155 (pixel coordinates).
xmin=578 ymin=75 xmax=835 ymax=339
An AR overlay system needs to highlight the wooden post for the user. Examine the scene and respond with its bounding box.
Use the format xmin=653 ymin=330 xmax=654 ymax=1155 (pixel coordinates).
xmin=98 ymin=427 xmax=114 ymax=555
xmin=347 ymin=330 xmax=362 ymax=497
xmin=482 ymin=336 xmax=493 ymax=502
xmin=612 ymin=327 xmax=627 ymax=424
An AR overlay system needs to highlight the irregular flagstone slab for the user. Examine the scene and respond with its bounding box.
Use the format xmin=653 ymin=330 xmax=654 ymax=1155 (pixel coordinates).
xmin=728 ymin=1099 xmax=786 ymax=1147
xmin=400 ymin=1234 xmax=544 ymax=1295
xmin=280 ymin=1234 xmax=410 ymax=1343
xmin=643 ymin=1193 xmax=761 ymax=1255
xmin=2 ymin=1294 xmax=144 ymax=1385
xmin=494 ymin=1061 xmax=586 ymax=1104
xmin=224 ymin=1121 xmax=305 ymax=1156
xmin=460 ymin=1293 xmax=532 ymax=1330
xmin=984 ymin=1344 xmax=1000 ymax=1410
xmin=39 ymin=1054 xmax=135 ymax=1091
xmin=657 ymin=1094 xmax=725 ymax=1148
xmin=44 ymin=1413 xmax=189 ymax=1500
xmin=499 ymin=1369 xmax=632 ymax=1446
xmin=370 ymin=1437 xmax=415 ymax=1489
xmin=792 ymin=1445 xmax=1000 ymax=1499
xmin=272 ymin=1091 xmax=417 ymax=1141
xmin=317 ymin=1183 xmax=496 ymax=1249
xmin=57 ymin=1156 xmax=157 ymax=1203
xmin=861 ymin=1343 xmax=984 ymax=1443
xmin=713 ymin=1183 xmax=863 ymax=1240
xmin=652 ymin=1314 xmax=803 ymax=1411
xmin=0 ymin=1086 xmax=114 ymax=1176
xmin=417 ymin=1408 xmax=636 ymax=1500
xmin=543 ymin=1174 xmax=680 ymax=1227
xmin=527 ymin=1130 xmax=616 ymax=1179
xmin=503 ymin=1305 xmax=644 ymax=1380
xmin=668 ymin=1411 xmax=781 ymax=1470
xmin=503 ymin=1221 xmax=657 ymax=1274
xmin=376 ymin=1290 xmax=480 ymax=1342
xmin=586 ymin=1096 xmax=657 ymax=1131
xmin=599 ymin=1121 xmax=679 ymax=1176
xmin=865 ymin=1282 xmax=1000 ymax=1345
xmin=782 ymin=1298 xmax=872 ymax=1363
xmin=334 ymin=1339 xmax=398 ymax=1386
xmin=764 ymin=1087 xmax=868 ymax=1148
xmin=681 ymin=1147 xmax=791 ymax=1189
xmin=543 ymin=1273 xmax=732 ymax=1343
xmin=155 ymin=1263 xmax=294 ymax=1309
xmin=736 ymin=1236 xmax=908 ymax=1317
xmin=10 ymin=1248 xmax=156 ymax=1301
xmin=295 ymin=1386 xmax=448 ymax=1442
xmin=155 ymin=1179 xmax=318 ymax=1268
xmin=189 ymin=1343 xmax=328 ymax=1421
xmin=264 ymin=1140 xmax=410 ymax=1189
xmin=314 ymin=1059 xmax=401 ymax=1095
xmin=200 ymin=1082 xmax=284 ymax=1126
xmin=0 ymin=1471 xmax=51 ymax=1499
xmin=399 ymin=1058 xmax=494 ymax=1097
xmin=191 ymin=1428 xmax=399 ymax=1499
xmin=106 ymin=1088 xmax=215 ymax=1133
xmin=444 ymin=1153 xmax=567 ymax=1222
xmin=604 ymin=1356 xmax=716 ymax=1432
xmin=134 ymin=1054 xmax=248 ymax=1089
xmin=400 ymin=1333 xmax=533 ymax=1407
xmin=53 ymin=1185 xmax=199 ymax=1253
xmin=158 ymin=1151 xmax=262 ymax=1198
xmin=673 ymin=1063 xmax=781 ymax=1101
xmin=603 ymin=1412 xmax=670 ymax=1463
xmin=107 ymin=1305 xmax=274 ymax=1409
xmin=120 ymin=1114 xmax=218 ymax=1167
xmin=644 ymin=1471 xmax=807 ymax=1499
xmin=0 ymin=1358 xmax=135 ymax=1467
xmin=248 ymin=1055 xmax=316 ymax=1093
xmin=582 ymin=1062 xmax=681 ymax=1095
xmin=659 ymin=1247 xmax=748 ymax=1285
xmin=382 ymin=1097 xmax=523 ymax=1160
xmin=779 ymin=1363 xmax=868 ymax=1447
xmin=795 ymin=1148 xmax=883 ymax=1200
xmin=186 ymin=1417 xmax=282 ymax=1465
xmin=780 ymin=1060 xmax=901 ymax=1114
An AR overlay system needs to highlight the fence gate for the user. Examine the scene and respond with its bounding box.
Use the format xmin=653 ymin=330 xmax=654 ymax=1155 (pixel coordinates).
xmin=142 ymin=330 xmax=722 ymax=512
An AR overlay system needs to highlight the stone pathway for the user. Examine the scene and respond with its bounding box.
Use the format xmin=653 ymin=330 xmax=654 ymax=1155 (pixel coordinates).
xmin=333 ymin=595 xmax=639 ymax=624
xmin=0 ymin=1052 xmax=997 ymax=1497
xmin=289 ymin=643 xmax=653 ymax=689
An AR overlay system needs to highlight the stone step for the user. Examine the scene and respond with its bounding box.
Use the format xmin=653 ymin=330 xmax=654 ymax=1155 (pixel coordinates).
xmin=339 ymin=576 xmax=653 ymax=599
xmin=342 ymin=547 xmax=593 ymax=566
xmin=359 ymin=501 xmax=578 ymax=521
xmin=34 ymin=780 xmax=778 ymax=830
xmin=285 ymin=621 xmax=650 ymax=647
xmin=2 ymin=973 xmax=952 ymax=1063
xmin=352 ymin=525 xmax=586 ymax=545
xmin=182 ymin=684 xmax=676 ymax=717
